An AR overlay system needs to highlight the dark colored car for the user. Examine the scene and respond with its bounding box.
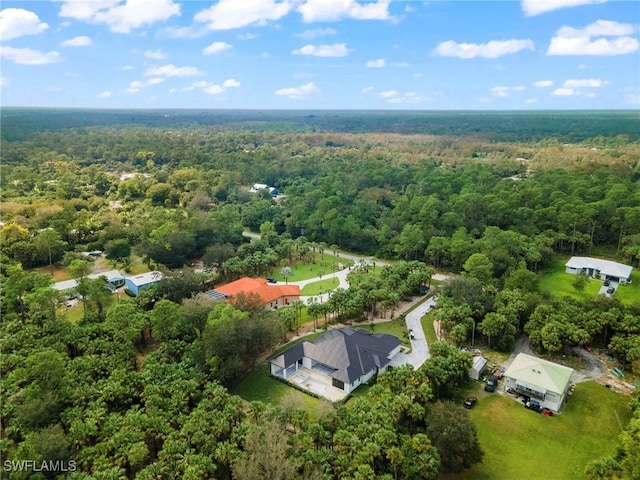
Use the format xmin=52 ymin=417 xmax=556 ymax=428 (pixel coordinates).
xmin=266 ymin=277 xmax=277 ymax=283
xmin=606 ymin=287 xmax=615 ymax=294
xmin=484 ymin=376 xmax=498 ymax=392
xmin=464 ymin=397 xmax=478 ymax=409
xmin=603 ymin=280 xmax=610 ymax=286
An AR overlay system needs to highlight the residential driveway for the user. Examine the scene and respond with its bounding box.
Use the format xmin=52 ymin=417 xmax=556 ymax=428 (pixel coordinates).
xmin=389 ymin=296 xmax=437 ymax=369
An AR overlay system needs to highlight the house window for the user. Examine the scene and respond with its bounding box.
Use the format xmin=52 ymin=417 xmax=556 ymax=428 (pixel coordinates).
xmin=332 ymin=378 xmax=345 ymax=390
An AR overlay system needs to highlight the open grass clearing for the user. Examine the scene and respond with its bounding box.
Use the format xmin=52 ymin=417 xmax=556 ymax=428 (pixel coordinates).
xmin=229 ymin=362 xmax=333 ymax=421
xmin=369 ymin=317 xmax=411 ymax=348
xmin=34 ymin=265 xmax=71 ymax=282
xmin=539 ymin=259 xmax=602 ymax=301
xmin=613 ymin=269 xmax=640 ymax=305
xmin=271 ymin=253 xmax=353 ymax=282
xmin=445 ymin=381 xmax=631 ymax=480
xmin=540 ymin=258 xmax=639 ymax=305
xmin=300 ymin=278 xmax=341 ymax=296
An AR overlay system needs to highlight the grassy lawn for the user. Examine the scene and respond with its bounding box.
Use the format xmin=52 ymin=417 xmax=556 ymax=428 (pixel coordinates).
xmin=301 ymin=278 xmax=341 ymax=296
xmin=271 ymin=253 xmax=353 ymax=282
xmin=34 ymin=265 xmax=71 ymax=282
xmin=229 ymin=362 xmax=327 ymax=419
xmin=422 ymin=310 xmax=439 ymax=347
xmin=370 ymin=317 xmax=411 ymax=348
xmin=539 ymin=259 xmax=602 ymax=301
xmin=445 ymin=381 xmax=632 ymax=480
xmin=540 ymin=258 xmax=640 ymax=305
xmin=614 ymin=270 xmax=640 ymax=305
xmin=230 ymin=362 xmax=298 ymax=404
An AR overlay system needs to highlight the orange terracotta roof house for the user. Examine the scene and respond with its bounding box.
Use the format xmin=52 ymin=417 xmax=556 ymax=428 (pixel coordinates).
xmin=206 ymin=277 xmax=300 ymax=309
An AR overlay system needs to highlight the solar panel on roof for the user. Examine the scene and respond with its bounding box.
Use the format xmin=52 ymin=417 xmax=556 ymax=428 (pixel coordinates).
xmin=204 ymin=290 xmax=228 ymax=300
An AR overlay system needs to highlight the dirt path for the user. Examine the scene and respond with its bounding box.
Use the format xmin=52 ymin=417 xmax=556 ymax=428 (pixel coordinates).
xmin=504 ymin=334 xmax=610 ymax=386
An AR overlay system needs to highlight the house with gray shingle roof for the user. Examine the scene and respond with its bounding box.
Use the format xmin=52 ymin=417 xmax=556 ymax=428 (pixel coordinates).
xmin=269 ymin=328 xmax=402 ymax=397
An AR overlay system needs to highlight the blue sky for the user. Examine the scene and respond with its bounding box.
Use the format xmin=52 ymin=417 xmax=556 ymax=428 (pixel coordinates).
xmin=1 ymin=0 xmax=638 ymax=109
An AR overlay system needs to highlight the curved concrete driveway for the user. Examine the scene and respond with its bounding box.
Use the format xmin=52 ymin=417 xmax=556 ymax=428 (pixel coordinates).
xmin=389 ymin=295 xmax=437 ymax=369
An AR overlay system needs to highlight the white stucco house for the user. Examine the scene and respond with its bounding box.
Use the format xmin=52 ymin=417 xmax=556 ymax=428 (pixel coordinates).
xmin=503 ymin=353 xmax=574 ymax=412
xmin=565 ymin=257 xmax=632 ymax=284
xmin=269 ymin=328 xmax=402 ymax=399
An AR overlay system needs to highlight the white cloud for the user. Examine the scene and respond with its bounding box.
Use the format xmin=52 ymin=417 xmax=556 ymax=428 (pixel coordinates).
xmin=274 ymin=81 xmax=320 ymax=99
xmin=195 ymin=0 xmax=291 ymax=30
xmin=223 ymin=78 xmax=240 ymax=88
xmin=534 ymin=80 xmax=554 ymax=87
xmin=182 ymin=78 xmax=240 ymax=95
xmin=98 ymin=91 xmax=112 ymax=98
xmin=298 ymin=0 xmax=392 ymax=22
xmin=433 ymin=39 xmax=534 ymax=59
xmin=361 ymin=86 xmax=374 ymax=94
xmin=58 ymin=0 xmax=180 ymax=34
xmin=203 ymin=85 xmax=224 ymax=95
xmin=563 ymin=78 xmax=608 ymax=87
xmin=553 ymin=87 xmax=578 ymax=96
xmin=491 ymin=86 xmax=510 ymax=97
xmin=521 ymin=0 xmax=606 ymax=17
xmin=59 ymin=1 xmax=119 ymax=22
xmin=0 ymin=7 xmax=49 ymax=40
xmin=238 ymin=32 xmax=258 ymax=40
xmin=122 ymin=65 xmax=134 ymax=70
xmin=378 ymin=90 xmax=398 ymax=98
xmin=292 ymin=43 xmax=350 ymax=57
xmin=126 ymin=81 xmax=144 ymax=93
xmin=161 ymin=25 xmax=208 ymax=39
xmin=366 ymin=58 xmax=385 ymax=68
xmin=0 ymin=46 xmax=61 ymax=65
xmin=524 ymin=98 xmax=538 ymax=104
xmin=144 ymin=64 xmax=203 ymax=77
xmin=144 ymin=49 xmax=166 ymax=59
xmin=182 ymin=81 xmax=208 ymax=91
xmin=296 ymin=27 xmax=337 ymax=39
xmin=203 ymin=41 xmax=232 ymax=55
xmin=61 ymin=35 xmax=92 ymax=47
xmin=625 ymin=93 xmax=640 ymax=105
xmin=125 ymin=76 xmax=165 ymax=94
xmin=547 ymin=20 xmax=639 ymax=56
xmin=0 ymin=76 xmax=7 ymax=86
xmin=513 ymin=85 xmax=526 ymax=91
xmin=390 ymin=61 xmax=410 ymax=67
xmin=387 ymin=92 xmax=428 ymax=104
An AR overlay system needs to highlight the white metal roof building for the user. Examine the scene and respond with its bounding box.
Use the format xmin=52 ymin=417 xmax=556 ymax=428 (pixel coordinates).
xmin=565 ymin=256 xmax=633 ymax=284
xmin=53 ymin=270 xmax=125 ymax=292
xmin=503 ymin=353 xmax=574 ymax=412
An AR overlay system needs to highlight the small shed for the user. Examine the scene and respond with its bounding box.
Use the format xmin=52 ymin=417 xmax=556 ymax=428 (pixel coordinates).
xmin=469 ymin=356 xmax=488 ymax=380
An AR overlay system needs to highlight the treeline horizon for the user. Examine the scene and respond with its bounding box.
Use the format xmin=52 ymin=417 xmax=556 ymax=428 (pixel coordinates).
xmin=2 ymin=107 xmax=639 ymax=142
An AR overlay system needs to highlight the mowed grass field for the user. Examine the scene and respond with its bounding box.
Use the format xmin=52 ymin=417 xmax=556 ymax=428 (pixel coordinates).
xmin=445 ymin=381 xmax=631 ymax=480
xmin=539 ymin=259 xmax=601 ymax=301
xmin=540 ymin=258 xmax=639 ymax=305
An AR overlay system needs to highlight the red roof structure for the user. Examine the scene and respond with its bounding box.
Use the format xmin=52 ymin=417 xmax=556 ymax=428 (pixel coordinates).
xmin=213 ymin=277 xmax=300 ymax=305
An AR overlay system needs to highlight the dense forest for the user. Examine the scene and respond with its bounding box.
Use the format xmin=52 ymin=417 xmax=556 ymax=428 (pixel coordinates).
xmin=1 ymin=109 xmax=639 ymax=479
